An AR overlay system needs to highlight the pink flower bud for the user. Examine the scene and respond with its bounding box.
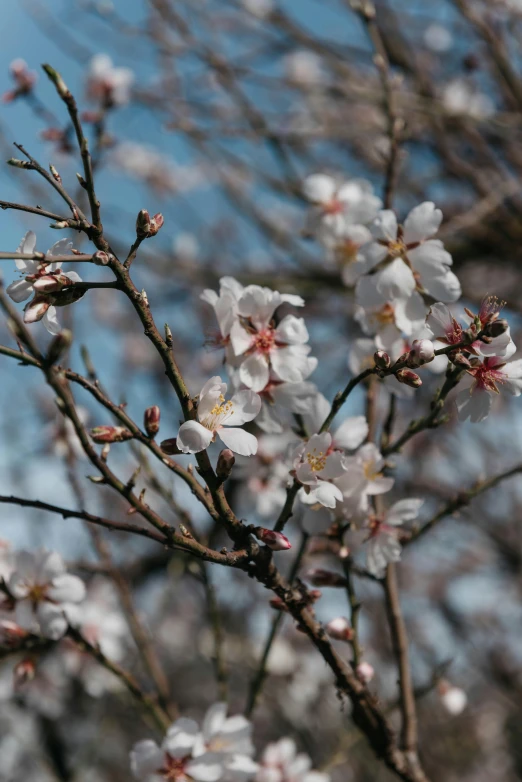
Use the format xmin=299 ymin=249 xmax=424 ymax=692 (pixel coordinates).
xmin=33 ymin=273 xmax=70 ymax=293
xmin=356 ymin=661 xmax=375 ymax=683
xmin=326 ymin=616 xmax=353 ymax=642
xmin=306 ymin=568 xmax=347 ymax=587
xmin=269 ymin=596 xmax=288 ymax=612
xmin=148 ymin=213 xmax=164 ymax=237
xmin=255 ymin=528 xmax=292 ymax=551
xmin=484 ymin=318 xmax=509 ymax=338
xmin=374 ymin=350 xmax=390 ymax=370
xmin=13 ymin=658 xmax=36 ymax=688
xmin=216 ymin=448 xmax=235 ymax=480
xmin=144 ymin=405 xmax=161 ymax=437
xmin=136 ymin=209 xmax=151 ymax=238
xmin=46 ymin=329 xmax=73 ymax=365
xmin=92 ymin=250 xmax=111 ymax=266
xmin=396 ymin=369 xmax=422 ymax=388
xmin=160 ymin=438 xmax=182 ymax=455
xmin=408 ymin=339 xmax=435 ymax=367
xmin=451 ymin=351 xmax=472 ymax=368
xmin=308 ymin=589 xmax=322 ymax=603
xmin=23 ymin=295 xmax=51 ymax=324
xmin=0 ymin=620 xmax=28 ymax=646
xmin=91 ymin=426 xmax=133 ymax=444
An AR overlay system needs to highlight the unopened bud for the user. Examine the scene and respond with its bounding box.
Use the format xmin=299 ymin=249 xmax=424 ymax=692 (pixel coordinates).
xmin=326 ymin=616 xmax=353 ymax=642
xmin=76 ymin=172 xmax=87 ymax=189
xmin=136 ymin=209 xmax=151 ymax=238
xmin=23 ymin=295 xmax=50 ymax=324
xmin=269 ymin=596 xmax=288 ymax=612
xmin=451 ymin=351 xmax=472 ymax=368
xmin=92 ymin=250 xmax=111 ymax=266
xmin=484 ymin=318 xmax=509 ymax=339
xmin=216 ymin=448 xmax=235 ymax=480
xmin=144 ymin=405 xmax=161 ymax=438
xmin=148 ymin=213 xmax=164 ymax=237
xmin=50 ymin=221 xmax=69 ymax=230
xmin=91 ymin=426 xmax=133 ymax=444
xmin=33 ymin=273 xmax=71 ymax=293
xmin=13 ymin=658 xmax=36 ymax=688
xmin=160 ymin=437 xmax=182 ymax=455
xmin=46 ymin=329 xmax=73 ymax=365
xmin=356 ymin=661 xmax=375 ymax=683
xmin=0 ymin=620 xmax=28 ymax=646
xmin=306 ymin=568 xmax=347 ymax=587
xmin=374 ymin=350 xmax=390 ymax=370
xmin=438 ymin=681 xmax=467 ymax=715
xmin=255 ymin=528 xmax=292 ymax=551
xmin=49 ymin=164 xmax=61 ymax=183
xmin=308 ymin=589 xmax=322 ymax=603
xmin=395 ymin=369 xmax=422 ymax=388
xmin=7 ymin=158 xmax=32 ymax=169
xmin=408 ymin=339 xmax=435 ymax=367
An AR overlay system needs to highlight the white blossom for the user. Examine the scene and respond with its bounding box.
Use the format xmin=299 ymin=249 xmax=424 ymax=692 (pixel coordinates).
xmin=86 ymin=53 xmax=134 ymax=106
xmin=8 ymin=550 xmax=85 ymax=640
xmin=177 ymin=377 xmax=261 ymax=456
xmin=303 ymin=174 xmax=382 ymax=240
xmin=256 ymin=738 xmax=329 ymax=782
xmin=293 ymin=432 xmax=346 ymax=509
xmin=456 ymin=355 xmax=522 ymax=423
xmin=336 ymin=443 xmax=394 ymax=521
xmin=365 ymin=499 xmax=423 ymax=578
xmin=6 ymin=231 xmax=81 ymax=335
xmin=360 ymin=203 xmax=461 ymax=303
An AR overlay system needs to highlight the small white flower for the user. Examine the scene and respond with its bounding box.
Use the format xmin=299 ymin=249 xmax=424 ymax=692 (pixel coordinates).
xmin=256 ymin=737 xmax=329 ymax=782
xmin=8 ymin=549 xmax=86 ymax=640
xmin=303 ymin=174 xmax=382 ymax=239
xmin=6 ymin=231 xmax=81 ymax=335
xmin=365 ymin=499 xmax=423 ymax=578
xmin=360 ymin=203 xmax=461 ymax=303
xmin=177 ymin=377 xmax=261 ymax=456
xmin=293 ymin=432 xmax=346 ymax=509
xmin=337 ymin=443 xmax=394 ymax=521
xmin=86 ymin=53 xmax=134 ymax=106
xmin=456 ymin=355 xmax=522 ymax=423
xmin=355 ymin=274 xmax=427 ymax=337
xmin=321 ymin=223 xmax=372 ymax=286
xmin=439 ymin=683 xmax=467 ymax=715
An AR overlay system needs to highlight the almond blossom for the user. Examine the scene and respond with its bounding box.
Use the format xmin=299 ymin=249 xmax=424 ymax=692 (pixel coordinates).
xmin=320 ymin=223 xmax=372 ymax=286
xmin=456 ymin=355 xmax=522 ymax=423
xmin=256 ymin=738 xmax=329 ymax=782
xmin=131 ymin=703 xmax=258 ymax=782
xmin=6 ymin=231 xmax=82 ymax=335
xmin=292 ymin=432 xmax=346 ymax=509
xmin=300 ymin=392 xmax=369 ymax=450
xmin=355 ymin=274 xmax=427 ymax=337
xmin=303 ymin=174 xmax=382 ymax=240
xmin=7 ymin=549 xmax=86 ymax=640
xmin=86 ymin=53 xmax=134 ymax=107
xmin=426 ymin=300 xmax=515 ymax=358
xmin=177 ymin=377 xmax=261 ymax=456
xmin=335 ymin=443 xmax=394 ymax=521
xmin=360 ymin=202 xmax=461 ymax=303
xmin=365 ymin=499 xmax=423 ymax=578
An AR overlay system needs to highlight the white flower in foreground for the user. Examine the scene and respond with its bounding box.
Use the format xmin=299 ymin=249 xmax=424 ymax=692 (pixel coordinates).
xmin=365 ymin=499 xmax=423 ymax=578
xmin=360 ymin=203 xmax=461 ymax=303
xmin=131 ymin=703 xmax=257 ymax=782
xmin=229 ymin=285 xmax=312 ymax=392
xmin=456 ymin=355 xmax=522 ymax=423
xmin=6 ymin=231 xmax=81 ymax=335
xmin=86 ymin=53 xmax=134 ymax=106
xmin=177 ymin=377 xmax=261 ymax=456
xmin=256 ymin=737 xmax=329 ymax=782
xmin=303 ymin=174 xmax=382 ymax=239
xmin=8 ymin=550 xmax=85 ymax=640
xmin=293 ymin=432 xmax=346 ymax=509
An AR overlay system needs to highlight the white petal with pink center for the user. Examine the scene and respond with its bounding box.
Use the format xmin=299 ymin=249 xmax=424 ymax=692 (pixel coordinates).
xmin=366 ymin=498 xmax=423 ymax=577
xmin=456 ymin=356 xmax=522 ymax=423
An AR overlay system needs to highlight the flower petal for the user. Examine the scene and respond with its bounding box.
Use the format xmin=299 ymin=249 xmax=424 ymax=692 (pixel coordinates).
xmin=47 ymin=573 xmax=86 ymax=604
xmin=177 ymin=421 xmax=214 ymax=453
xmin=238 ymin=354 xmax=270 ymax=393
xmin=227 ymin=390 xmax=262 ymax=424
xmin=218 ymin=427 xmax=258 ymax=456
xmin=334 ymin=416 xmax=369 ymax=450
xmin=403 ymin=202 xmax=443 ymax=244
xmin=303 ymin=174 xmax=336 ymax=204
xmin=6 ymin=278 xmax=33 ymax=303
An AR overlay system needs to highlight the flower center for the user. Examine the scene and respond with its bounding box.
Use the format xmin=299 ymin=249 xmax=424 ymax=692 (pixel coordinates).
xmin=479 ymin=295 xmax=505 ymax=325
xmin=306 ymin=450 xmax=327 ymax=472
xmin=253 ymin=328 xmax=276 ymax=354
xmin=161 ymin=754 xmax=189 ymax=781
xmin=202 ymin=394 xmax=234 ymax=430
xmin=363 ymin=462 xmax=381 ymax=481
xmin=336 ymin=240 xmax=359 ymax=265
xmin=473 ymin=365 xmax=505 ymax=394
xmin=374 ymin=303 xmax=395 ymax=326
xmin=324 ymin=198 xmax=343 ymax=215
xmin=27 ymin=583 xmax=48 ymax=603
xmin=387 ymin=239 xmax=407 ymax=258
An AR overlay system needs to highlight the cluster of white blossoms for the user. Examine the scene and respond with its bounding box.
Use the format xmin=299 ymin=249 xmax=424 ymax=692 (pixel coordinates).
xmin=200 ymin=278 xmax=318 ymax=433
xmin=6 ymin=231 xmax=82 ymax=335
xmin=131 ymin=703 xmax=327 ymax=782
xmin=85 ymin=53 xmax=134 ymax=108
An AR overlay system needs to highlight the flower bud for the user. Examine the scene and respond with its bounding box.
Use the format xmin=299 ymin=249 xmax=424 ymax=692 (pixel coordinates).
xmin=374 ymin=350 xmax=390 ymax=370
xmin=356 ymin=661 xmax=375 ymax=683
xmin=451 ymin=351 xmax=472 ymax=368
xmin=13 ymin=658 xmax=36 ymax=689
xmin=484 ymin=318 xmax=509 ymax=339
xmin=438 ymin=681 xmax=467 ymax=715
xmin=91 ymin=426 xmax=133 ymax=444
xmin=0 ymin=620 xmax=28 ymax=646
xmin=92 ymin=250 xmax=111 ymax=266
xmin=136 ymin=209 xmax=151 ymax=238
xmin=255 ymin=528 xmax=292 ymax=551
xmin=308 ymin=589 xmax=322 ymax=603
xmin=408 ymin=339 xmax=435 ymax=367
xmin=23 ymin=295 xmax=51 ymax=324
xmin=160 ymin=438 xmax=182 ymax=455
xmin=269 ymin=596 xmax=288 ymax=612
xmin=148 ymin=213 xmax=164 ymax=237
xmin=216 ymin=448 xmax=235 ymax=480
xmin=306 ymin=568 xmax=347 ymax=587
xmin=33 ymin=273 xmax=71 ymax=293
xmin=326 ymin=616 xmax=353 ymax=642
xmin=46 ymin=329 xmax=73 ymax=365
xmin=144 ymin=405 xmax=161 ymax=438
xmin=395 ymin=369 xmax=422 ymax=388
